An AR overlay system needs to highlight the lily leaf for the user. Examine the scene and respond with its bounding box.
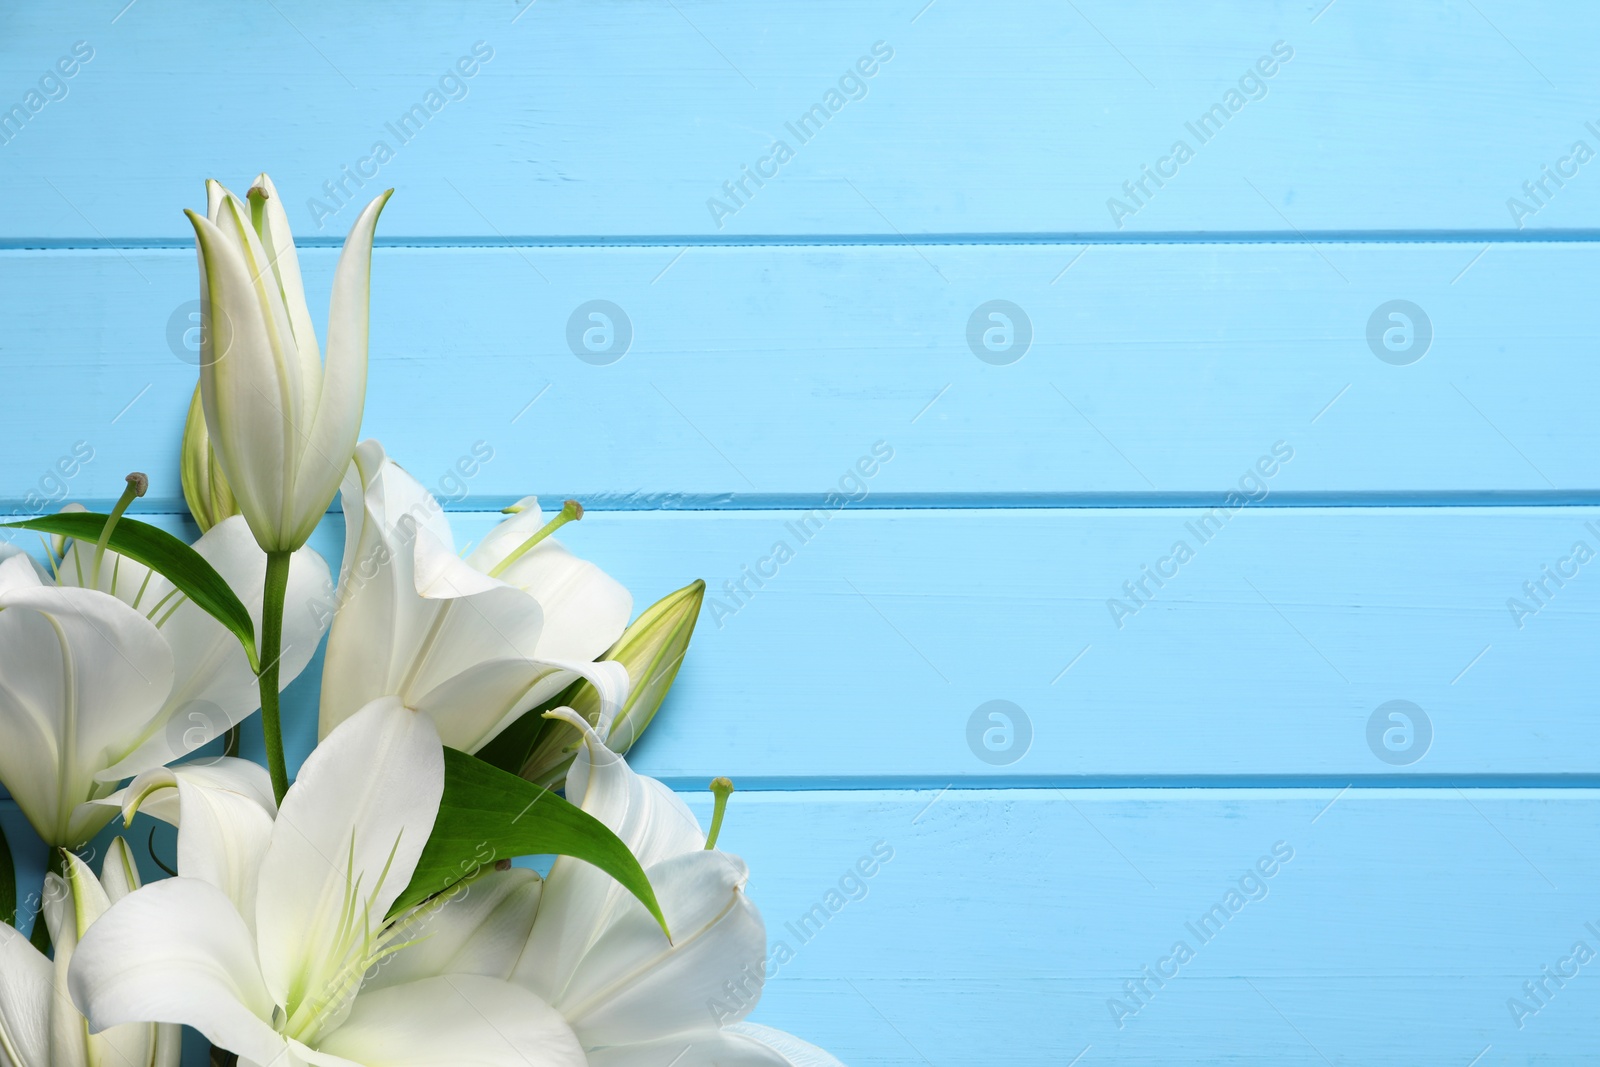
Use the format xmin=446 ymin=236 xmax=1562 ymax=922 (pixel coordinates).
xmin=5 ymin=512 xmax=258 ymax=671
xmin=391 ymin=747 xmax=668 ymax=936
xmin=0 ymin=817 xmax=15 ymax=928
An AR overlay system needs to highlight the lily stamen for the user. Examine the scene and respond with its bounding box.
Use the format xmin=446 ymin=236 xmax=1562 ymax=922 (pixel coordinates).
xmin=486 ymin=499 xmax=583 ymax=579
xmin=91 ymin=472 xmax=147 ymax=589
xmin=705 ymin=777 xmax=734 ymax=851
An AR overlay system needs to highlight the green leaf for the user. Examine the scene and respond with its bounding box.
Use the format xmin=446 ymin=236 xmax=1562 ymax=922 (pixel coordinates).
xmin=6 ymin=512 xmax=258 ymax=671
xmin=0 ymin=817 xmax=15 ymax=929
xmin=390 ymin=747 xmax=668 ymax=936
xmin=474 ymin=679 xmax=580 ymax=776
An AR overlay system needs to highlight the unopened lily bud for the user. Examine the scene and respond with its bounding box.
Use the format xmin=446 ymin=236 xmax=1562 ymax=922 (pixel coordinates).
xmin=179 ymin=383 xmax=239 ymax=532
xmin=521 ymin=578 xmax=705 ymax=787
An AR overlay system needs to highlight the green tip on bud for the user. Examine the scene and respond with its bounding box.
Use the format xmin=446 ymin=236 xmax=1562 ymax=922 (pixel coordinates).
xmin=487 ymin=499 xmax=585 ymax=579
xmin=514 ymin=578 xmax=708 ymax=790
xmin=705 ymin=777 xmax=735 ymax=850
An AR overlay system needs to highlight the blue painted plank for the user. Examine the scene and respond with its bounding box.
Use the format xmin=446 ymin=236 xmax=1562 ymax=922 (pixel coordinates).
xmin=1 ymin=1 xmax=1597 ymax=238
xmin=2 ymin=242 xmax=1593 ymax=511
xmin=8 ymin=787 xmax=1600 ymax=1065
xmin=4 ymin=503 xmax=1594 ymax=782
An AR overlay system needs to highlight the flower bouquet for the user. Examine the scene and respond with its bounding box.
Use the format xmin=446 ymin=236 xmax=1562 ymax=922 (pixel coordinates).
xmin=0 ymin=176 xmax=843 ymax=1067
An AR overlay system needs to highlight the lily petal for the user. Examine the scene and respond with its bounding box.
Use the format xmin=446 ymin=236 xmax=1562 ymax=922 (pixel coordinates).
xmin=67 ymin=877 xmax=282 ymax=1066
xmin=0 ymin=555 xmax=174 ymax=846
xmin=367 ymin=868 xmax=542 ymax=993
xmin=511 ymin=712 xmax=708 ymax=1013
xmin=553 ymin=849 xmax=766 ymax=1046
xmin=313 ymin=975 xmax=585 ymax=1067
xmin=290 ymin=190 xmax=392 ymax=547
xmin=0 ymin=925 xmax=51 ymax=1067
xmin=465 ymin=499 xmax=632 ymax=665
xmin=104 ymin=759 xmax=276 ymax=931
xmin=254 ymin=698 xmax=443 ymax=1017
xmin=187 ymin=207 xmax=291 ymax=550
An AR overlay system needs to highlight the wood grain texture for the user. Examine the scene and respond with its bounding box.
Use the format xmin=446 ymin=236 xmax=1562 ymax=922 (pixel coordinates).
xmin=2 ymin=1 xmax=1598 ymax=238
xmin=2 ymin=242 xmax=1594 ymax=510
xmin=2 ymin=1 xmax=1594 ymax=1063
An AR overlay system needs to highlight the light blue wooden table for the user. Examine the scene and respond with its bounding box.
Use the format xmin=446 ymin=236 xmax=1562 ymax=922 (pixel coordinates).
xmin=3 ymin=2 xmax=1599 ymax=1062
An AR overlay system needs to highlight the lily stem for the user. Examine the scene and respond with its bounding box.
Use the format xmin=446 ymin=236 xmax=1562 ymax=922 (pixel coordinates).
xmin=258 ymin=550 xmax=292 ymax=805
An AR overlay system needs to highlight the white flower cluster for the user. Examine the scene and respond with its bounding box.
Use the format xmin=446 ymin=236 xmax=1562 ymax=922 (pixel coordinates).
xmin=0 ymin=175 xmax=843 ymax=1067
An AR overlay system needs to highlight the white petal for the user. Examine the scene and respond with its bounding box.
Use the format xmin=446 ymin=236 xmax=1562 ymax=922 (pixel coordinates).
xmin=489 ymin=539 xmax=632 ymax=667
xmin=314 ymin=975 xmax=584 ymax=1067
xmin=724 ymin=1025 xmax=848 ymax=1067
xmin=102 ymin=520 xmax=331 ymax=777
xmin=290 ymin=190 xmax=392 ymax=547
xmin=462 ymin=496 xmax=544 ymax=575
xmin=320 ymin=447 xmax=553 ymax=752
xmin=67 ymin=878 xmax=282 ymax=1065
xmin=249 ymin=173 xmax=323 ymax=394
xmin=105 ymin=758 xmax=276 ymax=931
xmin=0 ymin=925 xmax=51 ymax=1067
xmin=510 ymin=713 xmax=704 ymax=1001
xmin=255 ymin=698 xmax=443 ymax=1014
xmin=319 ymin=445 xmax=465 ymax=737
xmin=188 ymin=207 xmax=293 ymax=550
xmin=0 ymin=559 xmax=174 ymax=846
xmin=368 ymin=868 xmax=542 ymax=992
xmin=553 ymin=850 xmax=766 ymax=1047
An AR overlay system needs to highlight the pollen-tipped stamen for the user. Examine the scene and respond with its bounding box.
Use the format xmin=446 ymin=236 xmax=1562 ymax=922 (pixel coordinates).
xmin=92 ymin=473 xmax=147 ymax=589
xmin=705 ymin=777 xmax=735 ymax=850
xmin=486 ymin=499 xmax=583 ymax=579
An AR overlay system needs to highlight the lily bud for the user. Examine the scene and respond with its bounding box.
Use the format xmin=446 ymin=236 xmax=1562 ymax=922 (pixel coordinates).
xmin=185 ymin=174 xmax=392 ymax=553
xmin=521 ymin=578 xmax=705 ymax=788
xmin=179 ymin=383 xmax=239 ymax=532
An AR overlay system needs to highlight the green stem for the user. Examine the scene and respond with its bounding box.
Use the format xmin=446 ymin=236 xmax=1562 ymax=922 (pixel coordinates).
xmin=258 ymin=550 xmax=292 ymax=805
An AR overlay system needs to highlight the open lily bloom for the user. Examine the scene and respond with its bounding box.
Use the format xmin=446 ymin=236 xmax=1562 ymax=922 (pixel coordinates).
xmin=358 ymin=709 xmax=835 ymax=1065
xmin=68 ymin=698 xmax=585 ymax=1067
xmin=54 ymin=513 xmax=331 ymax=778
xmin=318 ymin=441 xmax=633 ymax=753
xmin=0 ymin=838 xmax=181 ymax=1067
xmin=0 ymin=514 xmax=328 ymax=848
xmin=0 ymin=551 xmax=175 ymax=847
xmin=187 ymin=175 xmax=389 ymax=554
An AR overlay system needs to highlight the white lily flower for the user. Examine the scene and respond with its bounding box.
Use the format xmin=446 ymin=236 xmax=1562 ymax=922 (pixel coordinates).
xmin=0 ymin=552 xmax=174 ymax=847
xmin=318 ymin=441 xmax=633 ymax=753
xmin=54 ymin=513 xmax=332 ymax=778
xmin=186 ymin=174 xmax=390 ymax=554
xmin=0 ymin=838 xmax=181 ymax=1067
xmin=0 ymin=510 xmax=329 ymax=847
xmin=68 ymin=698 xmax=586 ymax=1067
xmin=379 ymin=710 xmax=845 ymax=1065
